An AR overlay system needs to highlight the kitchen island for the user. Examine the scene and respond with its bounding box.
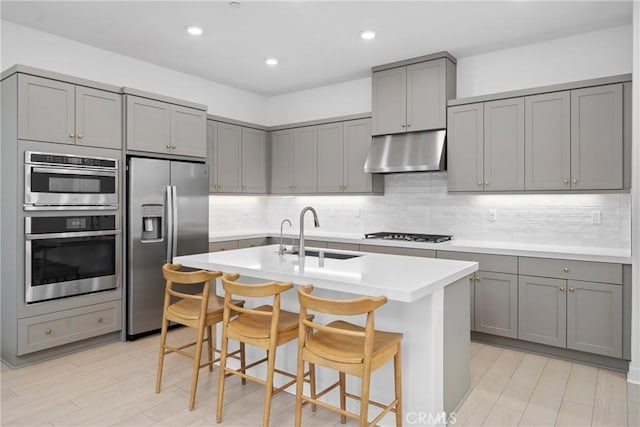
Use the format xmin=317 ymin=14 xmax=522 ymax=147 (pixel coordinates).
xmin=174 ymin=245 xmax=478 ymax=426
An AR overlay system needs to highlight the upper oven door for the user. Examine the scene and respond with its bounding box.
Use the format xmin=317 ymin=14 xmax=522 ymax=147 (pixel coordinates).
xmin=25 ymin=164 xmax=118 ymax=209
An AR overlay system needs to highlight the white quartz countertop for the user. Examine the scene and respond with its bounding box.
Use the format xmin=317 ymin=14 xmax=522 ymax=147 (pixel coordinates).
xmin=174 ymin=245 xmax=478 ymax=303
xmin=209 ymin=230 xmax=632 ymax=264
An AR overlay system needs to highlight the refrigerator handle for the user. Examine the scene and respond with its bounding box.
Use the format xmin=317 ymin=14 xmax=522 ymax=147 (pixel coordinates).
xmin=166 ymin=185 xmax=173 ymax=263
xmin=171 ymin=185 xmax=178 ymax=258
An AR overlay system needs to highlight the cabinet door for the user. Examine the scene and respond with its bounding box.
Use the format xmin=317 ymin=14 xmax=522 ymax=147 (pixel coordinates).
xmin=291 ymin=126 xmax=317 ymax=193
xmin=371 ymin=67 xmax=406 ymax=135
xmin=241 ymin=127 xmax=267 ymax=193
xmin=570 ymin=84 xmax=623 ymax=190
xmin=317 ymin=122 xmax=344 ymax=193
xmin=206 ymin=121 xmax=218 ymax=192
xmin=474 ymin=272 xmax=518 ymax=338
xmin=484 ymin=98 xmax=525 ymax=191
xmin=216 ymin=122 xmax=242 ymax=193
xmin=343 ymin=118 xmax=373 ymax=193
xmin=171 ymin=105 xmax=206 ymax=157
xmin=271 ymin=129 xmax=294 ymax=193
xmin=75 ymin=86 xmax=122 ymax=150
xmin=518 ymin=275 xmax=567 ymax=348
xmin=18 ymin=74 xmax=75 ymax=144
xmin=406 ymin=59 xmax=447 ymax=131
xmin=567 ymin=280 xmax=622 ymax=357
xmin=126 ymin=95 xmax=171 ymax=154
xmin=447 ymin=104 xmax=484 ymax=191
xmin=524 ymin=91 xmax=570 ymax=190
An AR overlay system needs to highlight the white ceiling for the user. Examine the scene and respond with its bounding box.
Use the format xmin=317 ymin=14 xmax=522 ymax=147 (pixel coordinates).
xmin=0 ymin=1 xmax=633 ymax=96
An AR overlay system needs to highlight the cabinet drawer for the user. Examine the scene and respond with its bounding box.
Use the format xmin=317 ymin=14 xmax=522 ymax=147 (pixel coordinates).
xmin=208 ymin=240 xmax=239 ymax=252
xmin=519 ymin=257 xmax=622 ymax=284
xmin=327 ymin=242 xmax=360 ymax=251
xmin=360 ymin=244 xmax=436 ymax=258
xmin=237 ymin=237 xmax=268 ymax=249
xmin=437 ymin=251 xmax=517 ymax=274
xmin=18 ymin=301 xmax=121 ymax=355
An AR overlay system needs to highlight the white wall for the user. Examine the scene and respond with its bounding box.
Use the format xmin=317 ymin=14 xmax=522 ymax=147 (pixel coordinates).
xmin=0 ymin=20 xmax=268 ymax=124
xmin=456 ymin=25 xmax=633 ymax=98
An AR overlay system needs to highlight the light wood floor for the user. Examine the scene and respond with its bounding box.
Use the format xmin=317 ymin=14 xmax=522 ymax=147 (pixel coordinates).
xmin=1 ymin=329 xmax=638 ymax=426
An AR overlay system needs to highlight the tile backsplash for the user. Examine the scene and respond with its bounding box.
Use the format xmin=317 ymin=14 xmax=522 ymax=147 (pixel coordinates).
xmin=210 ymin=172 xmax=631 ymax=249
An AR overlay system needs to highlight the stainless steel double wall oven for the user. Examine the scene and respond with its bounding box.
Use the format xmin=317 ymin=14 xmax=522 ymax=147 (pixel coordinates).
xmin=23 ymin=151 xmax=121 ymax=303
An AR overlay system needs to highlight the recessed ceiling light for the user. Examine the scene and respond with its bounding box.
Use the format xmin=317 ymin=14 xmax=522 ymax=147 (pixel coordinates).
xmin=185 ymin=25 xmax=203 ymax=36
xmin=360 ymin=30 xmax=376 ymax=40
xmin=265 ymin=58 xmax=278 ymax=66
xmin=229 ymin=1 xmax=241 ymax=8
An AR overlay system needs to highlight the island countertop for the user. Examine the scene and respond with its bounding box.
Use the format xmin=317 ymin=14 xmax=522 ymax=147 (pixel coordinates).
xmin=173 ymin=244 xmax=478 ymax=303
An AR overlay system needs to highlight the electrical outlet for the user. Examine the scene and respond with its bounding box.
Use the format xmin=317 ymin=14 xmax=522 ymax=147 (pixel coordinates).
xmin=488 ymin=209 xmax=497 ymax=222
xmin=591 ymin=211 xmax=602 ymax=225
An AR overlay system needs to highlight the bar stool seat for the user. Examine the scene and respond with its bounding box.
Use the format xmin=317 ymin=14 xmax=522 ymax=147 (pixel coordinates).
xmin=227 ymin=305 xmax=300 ymax=340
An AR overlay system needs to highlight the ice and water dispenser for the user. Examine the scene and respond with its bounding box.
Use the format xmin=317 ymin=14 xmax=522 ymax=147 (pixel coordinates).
xmin=140 ymin=204 xmax=163 ymax=242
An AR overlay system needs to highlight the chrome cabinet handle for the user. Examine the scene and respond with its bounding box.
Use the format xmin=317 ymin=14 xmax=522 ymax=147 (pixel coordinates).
xmin=171 ymin=145 xmax=176 ymax=149
xmin=478 ymin=181 xmax=483 ymax=186
xmin=69 ymin=133 xmax=75 ymax=138
xmin=77 ymin=133 xmax=83 ymax=139
xmin=484 ymin=181 xmax=489 ymax=186
xmin=97 ymin=317 xmax=103 ymax=324
xmin=560 ymin=287 xmax=565 ymax=292
xmin=572 ymin=178 xmax=578 ymax=184
xmin=407 ymin=123 xmax=412 ymax=127
xmin=475 ymin=276 xmax=480 ymax=282
xmin=166 ymin=145 xmax=171 ymax=149
xmin=563 ymin=179 xmax=569 ymax=184
xmin=569 ymin=287 xmax=575 ymax=292
xmin=401 ymin=124 xmax=406 ymax=128
xmin=45 ymin=328 xmax=52 ymax=335
xmin=563 ymin=267 xmax=569 ymax=273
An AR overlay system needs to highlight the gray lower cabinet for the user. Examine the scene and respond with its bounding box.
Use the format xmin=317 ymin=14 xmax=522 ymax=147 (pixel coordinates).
xmin=18 ymin=74 xmax=122 ymax=149
xmin=208 ymin=240 xmax=239 ymax=252
xmin=571 ymin=84 xmax=623 ymax=190
xmin=317 ymin=118 xmax=376 ymax=193
xmin=207 ymin=121 xmax=267 ymax=194
xmin=483 ymin=98 xmax=525 ymax=191
xmin=524 ymin=91 xmax=571 ymax=190
xmin=359 ymin=244 xmax=435 ymax=258
xmin=271 ymin=126 xmax=317 ymax=193
xmin=473 ymin=271 xmax=518 ymax=338
xmin=518 ymin=275 xmax=567 ymax=347
xmin=126 ymin=95 xmax=205 ymax=157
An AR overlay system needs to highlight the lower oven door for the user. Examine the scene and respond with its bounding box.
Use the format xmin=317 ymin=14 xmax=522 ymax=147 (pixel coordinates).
xmin=25 ymin=229 xmax=121 ymax=303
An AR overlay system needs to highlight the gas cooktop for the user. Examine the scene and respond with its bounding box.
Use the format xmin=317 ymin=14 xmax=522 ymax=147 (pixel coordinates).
xmin=364 ymin=232 xmax=453 ymax=243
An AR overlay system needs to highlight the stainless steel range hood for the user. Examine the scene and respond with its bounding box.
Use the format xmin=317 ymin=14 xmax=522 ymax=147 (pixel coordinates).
xmin=364 ymin=130 xmax=446 ymax=173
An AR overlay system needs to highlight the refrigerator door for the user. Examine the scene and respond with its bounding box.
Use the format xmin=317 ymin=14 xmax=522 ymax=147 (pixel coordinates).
xmin=127 ymin=157 xmax=170 ymax=337
xmin=170 ymin=161 xmax=209 ymax=258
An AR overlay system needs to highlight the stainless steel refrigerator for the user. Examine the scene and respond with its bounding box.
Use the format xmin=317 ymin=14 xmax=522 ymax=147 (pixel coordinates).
xmin=126 ymin=157 xmax=208 ymax=338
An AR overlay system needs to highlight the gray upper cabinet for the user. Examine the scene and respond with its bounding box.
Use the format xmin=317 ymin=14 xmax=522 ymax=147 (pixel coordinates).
xmin=171 ymin=105 xmax=207 ymax=157
xmin=18 ymin=74 xmax=121 ymax=149
xmin=371 ymin=67 xmax=406 ymax=135
xmin=317 ymin=122 xmax=344 ymax=192
xmin=317 ymin=118 xmax=374 ymax=193
xmin=483 ymin=98 xmax=525 ymax=191
xmin=525 ymin=91 xmax=571 ymax=190
xmin=372 ymin=58 xmax=453 ymax=136
xmin=566 ymin=280 xmax=622 ymax=357
xmin=473 ymin=271 xmax=518 ymax=338
xmin=270 ymin=126 xmax=317 ymax=193
xmin=447 ymin=103 xmax=484 ymax=191
xmin=126 ymin=95 xmax=205 ymax=157
xmin=126 ymin=96 xmax=172 ymax=153
xmin=571 ymin=84 xmax=623 ymax=190
xmin=215 ymin=122 xmax=242 ymax=193
xmin=207 ymin=121 xmax=267 ymax=194
xmin=518 ymin=275 xmax=567 ymax=348
xmin=241 ymin=127 xmax=267 ymax=193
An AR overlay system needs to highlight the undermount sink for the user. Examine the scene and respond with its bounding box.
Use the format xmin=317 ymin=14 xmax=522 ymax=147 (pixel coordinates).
xmin=282 ymin=249 xmax=363 ymax=260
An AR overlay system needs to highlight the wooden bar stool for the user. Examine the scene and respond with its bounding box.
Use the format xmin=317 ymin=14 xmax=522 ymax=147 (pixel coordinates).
xmin=295 ymin=285 xmax=403 ymax=427
xmin=155 ymin=263 xmax=246 ymax=410
xmin=216 ymin=274 xmax=315 ymax=427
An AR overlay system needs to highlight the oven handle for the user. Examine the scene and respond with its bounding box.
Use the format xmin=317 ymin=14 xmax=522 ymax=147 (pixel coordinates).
xmin=31 ymin=166 xmax=117 ymax=177
xmin=25 ymin=230 xmax=121 ymax=240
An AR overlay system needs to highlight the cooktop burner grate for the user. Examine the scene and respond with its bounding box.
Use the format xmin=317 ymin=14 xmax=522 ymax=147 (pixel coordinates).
xmin=364 ymin=232 xmax=453 ymax=243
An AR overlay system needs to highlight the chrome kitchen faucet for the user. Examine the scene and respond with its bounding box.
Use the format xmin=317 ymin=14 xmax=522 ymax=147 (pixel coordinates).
xmin=298 ymin=206 xmax=320 ymax=258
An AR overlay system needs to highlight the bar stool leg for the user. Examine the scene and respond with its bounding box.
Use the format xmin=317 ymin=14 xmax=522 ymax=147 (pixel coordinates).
xmin=155 ymin=315 xmax=169 ymax=393
xmin=216 ymin=333 xmax=230 ymax=423
xmin=262 ymin=347 xmax=277 ymax=427
xmin=294 ymin=345 xmax=306 ymax=427
xmin=206 ymin=325 xmax=214 ymax=372
xmin=189 ymin=321 xmax=206 ymax=410
xmin=240 ymin=342 xmax=247 ymax=385
xmin=309 ymin=362 xmax=317 ymax=412
xmin=339 ymin=372 xmax=347 ymax=424
xmin=359 ymin=366 xmax=372 ymax=427
xmin=394 ymin=344 xmax=403 ymax=426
